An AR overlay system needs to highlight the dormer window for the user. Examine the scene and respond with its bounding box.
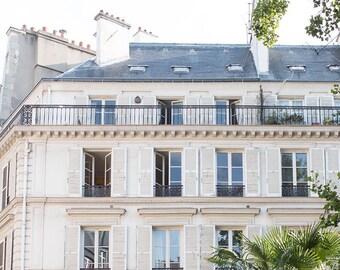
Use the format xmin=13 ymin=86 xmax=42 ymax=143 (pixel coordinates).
xmin=129 ymin=65 xmax=147 ymax=72
xmin=328 ymin=64 xmax=340 ymax=72
xmin=287 ymin=65 xmax=305 ymax=72
xmin=172 ymin=66 xmax=191 ymax=74
xmin=227 ymin=64 xmax=243 ymax=72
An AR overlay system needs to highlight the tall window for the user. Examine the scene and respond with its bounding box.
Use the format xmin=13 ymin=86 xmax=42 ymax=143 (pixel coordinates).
xmin=0 ymin=239 xmax=6 ymax=270
xmin=278 ymin=99 xmax=304 ymax=124
xmin=281 ymin=153 xmax=307 ymax=185
xmin=217 ymin=229 xmax=242 ymax=254
xmin=83 ymin=230 xmax=109 ymax=269
xmin=91 ymin=99 xmax=116 ymax=125
xmin=153 ymin=229 xmax=181 ymax=269
xmin=216 ymin=152 xmax=243 ymax=185
xmin=216 ymin=100 xmax=228 ymax=125
xmin=158 ymin=100 xmax=183 ymax=125
xmin=2 ymin=163 xmax=9 ymax=210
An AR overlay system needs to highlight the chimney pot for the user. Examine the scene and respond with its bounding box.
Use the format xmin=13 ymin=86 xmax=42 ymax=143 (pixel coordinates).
xmin=42 ymin=26 xmax=47 ymax=32
xmin=22 ymin=24 xmax=27 ymax=30
xmin=30 ymin=27 xmax=35 ymax=31
xmin=105 ymin=12 xmax=109 ymax=15
xmin=87 ymin=44 xmax=91 ymax=49
xmin=116 ymin=17 xmax=120 ymax=20
xmin=59 ymin=29 xmax=67 ymax=37
xmin=71 ymin=40 xmax=75 ymax=45
xmin=138 ymin=26 xmax=142 ymax=31
xmin=150 ymin=32 xmax=152 ymax=34
xmin=144 ymin=29 xmax=147 ymax=32
xmin=122 ymin=19 xmax=125 ymax=22
xmin=53 ymin=30 xmax=57 ymax=35
xmin=100 ymin=9 xmax=103 ymax=13
xmin=79 ymin=41 xmax=83 ymax=47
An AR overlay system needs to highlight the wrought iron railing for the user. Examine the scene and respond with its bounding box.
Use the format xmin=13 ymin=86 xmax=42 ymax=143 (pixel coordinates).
xmin=282 ymin=184 xmax=309 ymax=197
xmin=80 ymin=268 xmax=110 ymax=270
xmin=1 ymin=104 xmax=339 ymax=138
xmin=83 ymin=185 xmax=111 ymax=197
xmin=152 ymin=268 xmax=183 ymax=270
xmin=216 ymin=185 xmax=244 ymax=197
xmin=154 ymin=184 xmax=183 ymax=197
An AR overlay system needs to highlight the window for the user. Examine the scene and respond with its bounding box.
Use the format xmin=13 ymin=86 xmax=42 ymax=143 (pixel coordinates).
xmin=129 ymin=65 xmax=147 ymax=72
xmin=155 ymin=151 xmax=182 ymax=196
xmin=2 ymin=163 xmax=9 ymax=210
xmin=172 ymin=66 xmax=190 ymax=74
xmin=91 ymin=99 xmax=116 ymax=125
xmin=84 ymin=151 xmax=111 ymax=197
xmin=217 ymin=229 xmax=242 ymax=254
xmin=82 ymin=230 xmax=109 ymax=269
xmin=216 ymin=152 xmax=243 ymax=197
xmin=278 ymin=99 xmax=304 ymax=125
xmin=153 ymin=229 xmax=181 ymax=269
xmin=281 ymin=152 xmax=308 ymax=197
xmin=328 ymin=64 xmax=340 ymax=72
xmin=287 ymin=65 xmax=305 ymax=72
xmin=215 ymin=100 xmax=240 ymax=125
xmin=226 ymin=64 xmax=243 ymax=72
xmin=157 ymin=100 xmax=183 ymax=125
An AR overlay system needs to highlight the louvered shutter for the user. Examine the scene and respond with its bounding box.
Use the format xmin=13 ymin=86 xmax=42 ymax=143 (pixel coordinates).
xmin=184 ymin=225 xmax=199 ymax=270
xmin=200 ymin=225 xmax=214 ymax=270
xmin=200 ymin=147 xmax=215 ymax=196
xmin=320 ymin=96 xmax=334 ymax=124
xmin=142 ymin=96 xmax=157 ymax=124
xmin=137 ymin=226 xmax=151 ymax=270
xmin=67 ymin=148 xmax=82 ymax=196
xmin=264 ymin=94 xmax=277 ymax=105
xmin=64 ymin=225 xmax=80 ymax=270
xmin=242 ymin=96 xmax=258 ymax=125
xmin=246 ymin=225 xmax=262 ymax=241
xmin=266 ymin=148 xmax=281 ymax=196
xmin=325 ymin=149 xmax=340 ymax=192
xmin=184 ymin=148 xmax=198 ymax=196
xmin=112 ymin=225 xmax=127 ymax=270
xmin=112 ymin=148 xmax=127 ymax=196
xmin=74 ymin=96 xmax=88 ymax=125
xmin=5 ymin=232 xmax=12 ymax=270
xmin=245 ymin=148 xmax=260 ymax=196
xmin=200 ymin=96 xmax=215 ymax=125
xmin=185 ymin=96 xmax=199 ymax=125
xmin=139 ymin=148 xmax=154 ymax=197
xmin=304 ymin=96 xmax=319 ymax=125
xmin=9 ymin=154 xmax=16 ymax=201
xmin=117 ymin=96 xmax=131 ymax=125
xmin=310 ymin=148 xmax=325 ymax=197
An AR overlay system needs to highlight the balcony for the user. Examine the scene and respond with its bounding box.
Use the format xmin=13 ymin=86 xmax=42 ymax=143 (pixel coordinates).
xmin=80 ymin=269 xmax=110 ymax=270
xmin=83 ymin=185 xmax=111 ymax=197
xmin=154 ymin=184 xmax=182 ymax=197
xmin=152 ymin=268 xmax=183 ymax=270
xmin=1 ymin=104 xmax=339 ymax=138
xmin=282 ymin=184 xmax=309 ymax=197
xmin=216 ymin=185 xmax=244 ymax=197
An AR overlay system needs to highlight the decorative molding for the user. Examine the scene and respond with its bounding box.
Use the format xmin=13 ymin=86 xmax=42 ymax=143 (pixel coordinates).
xmin=66 ymin=207 xmax=126 ymax=216
xmin=200 ymin=207 xmax=260 ymax=216
xmin=138 ymin=207 xmax=198 ymax=215
xmin=267 ymin=208 xmax=324 ymax=215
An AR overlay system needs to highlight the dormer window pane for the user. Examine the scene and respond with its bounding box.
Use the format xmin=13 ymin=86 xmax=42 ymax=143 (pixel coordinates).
xmin=129 ymin=65 xmax=147 ymax=72
xmin=328 ymin=65 xmax=340 ymax=72
xmin=172 ymin=66 xmax=190 ymax=74
xmin=227 ymin=64 xmax=243 ymax=72
xmin=287 ymin=65 xmax=305 ymax=72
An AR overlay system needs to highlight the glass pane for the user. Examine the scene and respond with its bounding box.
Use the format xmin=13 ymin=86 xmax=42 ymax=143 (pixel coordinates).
xmin=216 ymin=101 xmax=227 ymax=125
xmin=217 ymin=153 xmax=228 ymax=167
xmin=170 ymin=230 xmax=180 ymax=265
xmin=279 ymin=99 xmax=289 ymax=106
xmin=232 ymin=153 xmax=242 ymax=167
xmin=170 ymin=230 xmax=180 ymax=246
xmin=153 ymin=230 xmax=166 ymax=268
xmin=281 ymin=153 xmax=292 ymax=167
xmin=170 ymin=247 xmax=180 ymax=264
xmin=282 ymin=168 xmax=293 ymax=182
xmin=217 ymin=230 xmax=229 ymax=247
xmin=98 ymin=247 xmax=109 ymax=267
xmin=170 ymin=168 xmax=181 ymax=183
xmin=83 ymin=247 xmax=95 ymax=268
xmin=293 ymin=100 xmax=302 ymax=106
xmin=217 ymin=168 xmax=228 ymax=183
xmin=232 ymin=231 xmax=242 ymax=246
xmin=98 ymin=231 xmax=109 ymax=246
xmin=170 ymin=153 xmax=181 ymax=166
xmin=172 ymin=102 xmax=183 ymax=125
xmin=154 ymin=230 xmax=166 ymax=246
xmin=2 ymin=167 xmax=7 ymax=188
xmin=84 ymin=231 xmax=95 ymax=246
xmin=296 ymin=153 xmax=307 ymax=167
xmin=297 ymin=168 xmax=307 ymax=183
xmin=232 ymin=168 xmax=243 ymax=183
xmin=104 ymin=100 xmax=116 ymax=125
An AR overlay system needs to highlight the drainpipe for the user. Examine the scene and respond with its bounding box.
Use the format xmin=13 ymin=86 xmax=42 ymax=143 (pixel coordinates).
xmin=21 ymin=140 xmax=31 ymax=270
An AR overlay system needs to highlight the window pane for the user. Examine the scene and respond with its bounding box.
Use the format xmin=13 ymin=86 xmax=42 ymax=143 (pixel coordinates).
xmin=217 ymin=153 xmax=228 ymax=167
xmin=170 ymin=168 xmax=181 ymax=183
xmin=232 ymin=168 xmax=243 ymax=183
xmin=282 ymin=168 xmax=293 ymax=182
xmin=170 ymin=247 xmax=180 ymax=264
xmin=170 ymin=230 xmax=180 ymax=246
xmin=296 ymin=153 xmax=307 ymax=167
xmin=2 ymin=167 xmax=7 ymax=188
xmin=98 ymin=231 xmax=109 ymax=246
xmin=232 ymin=231 xmax=242 ymax=246
xmin=232 ymin=153 xmax=242 ymax=167
xmin=217 ymin=230 xmax=228 ymax=247
xmin=170 ymin=230 xmax=180 ymax=265
xmin=170 ymin=153 xmax=181 ymax=166
xmin=281 ymin=153 xmax=292 ymax=167
xmin=293 ymin=100 xmax=302 ymax=106
xmin=297 ymin=168 xmax=307 ymax=183
xmin=98 ymin=247 xmax=109 ymax=267
xmin=83 ymin=247 xmax=95 ymax=268
xmin=217 ymin=168 xmax=228 ymax=183
xmin=84 ymin=231 xmax=95 ymax=246
xmin=153 ymin=230 xmax=166 ymax=268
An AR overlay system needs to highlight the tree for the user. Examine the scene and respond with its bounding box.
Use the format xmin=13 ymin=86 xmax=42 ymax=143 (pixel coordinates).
xmin=252 ymin=0 xmax=340 ymax=47
xmin=207 ymin=222 xmax=340 ymax=269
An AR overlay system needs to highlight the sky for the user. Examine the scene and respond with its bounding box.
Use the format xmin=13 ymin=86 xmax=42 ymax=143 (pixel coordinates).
xmin=0 ymin=0 xmax=332 ymax=82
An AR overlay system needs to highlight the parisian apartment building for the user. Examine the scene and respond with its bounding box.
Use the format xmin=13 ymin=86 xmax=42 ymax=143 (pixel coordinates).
xmin=0 ymin=9 xmax=339 ymax=270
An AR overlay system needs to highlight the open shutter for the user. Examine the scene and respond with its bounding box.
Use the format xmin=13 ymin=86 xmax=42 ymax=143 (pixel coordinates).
xmin=245 ymin=148 xmax=260 ymax=196
xmin=184 ymin=148 xmax=198 ymax=196
xmin=242 ymin=96 xmax=258 ymax=125
xmin=200 ymin=147 xmax=215 ymax=196
xmin=64 ymin=225 xmax=80 ymax=270
xmin=264 ymin=94 xmax=277 ymax=105
xmin=320 ymin=96 xmax=334 ymax=124
xmin=325 ymin=149 xmax=340 ymax=192
xmin=117 ymin=96 xmax=131 ymax=125
xmin=9 ymin=154 xmax=16 ymax=201
xmin=74 ymin=96 xmax=88 ymax=125
xmin=5 ymin=232 xmax=12 ymax=270
xmin=246 ymin=225 xmax=262 ymax=241
xmin=266 ymin=148 xmax=281 ymax=196
xmin=137 ymin=226 xmax=151 ymax=270
xmin=185 ymin=96 xmax=199 ymax=125
xmin=304 ymin=96 xmax=319 ymax=125
xmin=200 ymin=96 xmax=214 ymax=125
xmin=200 ymin=225 xmax=214 ymax=270
xmin=310 ymin=148 xmax=325 ymax=197
xmin=139 ymin=148 xmax=154 ymax=197
xmin=112 ymin=225 xmax=127 ymax=270
xmin=184 ymin=225 xmax=199 ymax=270
xmin=67 ymin=148 xmax=82 ymax=196
xmin=142 ymin=96 xmax=157 ymax=125
xmin=112 ymin=148 xmax=127 ymax=196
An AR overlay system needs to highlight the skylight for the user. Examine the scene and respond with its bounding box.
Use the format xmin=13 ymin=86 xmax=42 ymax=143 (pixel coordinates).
xmin=328 ymin=64 xmax=340 ymax=72
xmin=287 ymin=65 xmax=305 ymax=72
xmin=227 ymin=64 xmax=243 ymax=72
xmin=172 ymin=65 xmax=191 ymax=74
xmin=129 ymin=65 xmax=148 ymax=72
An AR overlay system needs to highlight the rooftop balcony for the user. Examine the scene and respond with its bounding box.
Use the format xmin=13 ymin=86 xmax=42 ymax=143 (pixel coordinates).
xmin=1 ymin=104 xmax=339 ymax=138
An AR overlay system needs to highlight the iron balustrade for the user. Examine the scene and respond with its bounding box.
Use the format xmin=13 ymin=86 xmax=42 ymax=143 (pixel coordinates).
xmin=154 ymin=184 xmax=183 ymax=197
xmin=282 ymin=184 xmax=309 ymax=197
xmin=83 ymin=185 xmax=111 ymax=197
xmin=216 ymin=185 xmax=244 ymax=197
xmin=152 ymin=268 xmax=183 ymax=270
xmin=80 ymin=268 xmax=110 ymax=270
xmin=1 ymin=104 xmax=340 ymax=138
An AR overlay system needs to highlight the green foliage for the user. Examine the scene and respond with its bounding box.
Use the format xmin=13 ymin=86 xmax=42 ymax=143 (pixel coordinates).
xmin=305 ymin=0 xmax=340 ymax=41
xmin=251 ymin=0 xmax=289 ymax=47
xmin=331 ymin=84 xmax=340 ymax=95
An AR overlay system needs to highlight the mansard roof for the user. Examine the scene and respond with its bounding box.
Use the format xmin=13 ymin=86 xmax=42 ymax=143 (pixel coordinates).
xmin=58 ymin=43 xmax=340 ymax=82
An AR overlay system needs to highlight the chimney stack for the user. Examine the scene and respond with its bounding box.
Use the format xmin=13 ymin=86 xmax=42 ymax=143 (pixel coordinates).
xmin=94 ymin=10 xmax=131 ymax=66
xmin=133 ymin=26 xmax=158 ymax=43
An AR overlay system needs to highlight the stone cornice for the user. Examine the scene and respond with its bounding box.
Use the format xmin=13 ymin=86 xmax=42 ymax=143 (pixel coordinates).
xmin=66 ymin=207 xmax=126 ymax=216
xmin=138 ymin=207 xmax=198 ymax=215
xmin=267 ymin=208 xmax=324 ymax=215
xmin=200 ymin=207 xmax=260 ymax=216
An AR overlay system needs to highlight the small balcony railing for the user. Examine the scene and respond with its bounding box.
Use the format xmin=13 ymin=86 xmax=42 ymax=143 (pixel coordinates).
xmin=154 ymin=184 xmax=182 ymax=197
xmin=152 ymin=268 xmax=183 ymax=270
xmin=282 ymin=184 xmax=309 ymax=197
xmin=80 ymin=268 xmax=110 ymax=270
xmin=83 ymin=185 xmax=111 ymax=197
xmin=216 ymin=185 xmax=244 ymax=197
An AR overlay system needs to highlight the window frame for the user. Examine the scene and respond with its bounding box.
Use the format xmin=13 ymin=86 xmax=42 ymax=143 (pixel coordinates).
xmin=1 ymin=162 xmax=10 ymax=210
xmin=90 ymin=99 xmax=116 ymax=125
xmin=216 ymin=228 xmax=243 ymax=254
xmin=216 ymin=151 xmax=244 ymax=185
xmin=0 ymin=238 xmax=6 ymax=270
xmin=281 ymin=151 xmax=308 ymax=185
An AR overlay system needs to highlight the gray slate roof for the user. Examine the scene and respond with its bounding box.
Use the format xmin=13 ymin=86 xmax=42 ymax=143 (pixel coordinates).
xmin=59 ymin=43 xmax=340 ymax=82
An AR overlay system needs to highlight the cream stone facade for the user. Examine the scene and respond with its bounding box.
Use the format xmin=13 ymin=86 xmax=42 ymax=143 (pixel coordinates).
xmin=0 ymin=10 xmax=339 ymax=270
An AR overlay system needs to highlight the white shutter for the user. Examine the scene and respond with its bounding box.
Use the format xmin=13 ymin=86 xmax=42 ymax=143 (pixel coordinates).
xmin=117 ymin=96 xmax=131 ymax=125
xmin=67 ymin=148 xmax=82 ymax=196
xmin=64 ymin=225 xmax=80 ymax=270
xmin=137 ymin=226 xmax=151 ymax=270
xmin=139 ymin=148 xmax=154 ymax=197
xmin=9 ymin=154 xmax=16 ymax=201
xmin=200 ymin=225 xmax=215 ymax=270
xmin=185 ymin=96 xmax=200 ymax=125
xmin=112 ymin=148 xmax=127 ymax=196
xmin=184 ymin=225 xmax=199 ymax=270
xmin=304 ymin=96 xmax=319 ymax=125
xmin=320 ymin=96 xmax=334 ymax=124
xmin=266 ymin=148 xmax=281 ymax=196
xmin=74 ymin=96 xmax=88 ymax=125
xmin=5 ymin=231 xmax=12 ymax=270
xmin=242 ymin=96 xmax=258 ymax=125
xmin=112 ymin=225 xmax=127 ymax=270
xmin=325 ymin=149 xmax=340 ymax=193
xmin=184 ymin=148 xmax=199 ymax=196
xmin=200 ymin=96 xmax=215 ymax=125
xmin=200 ymin=147 xmax=215 ymax=196
xmin=142 ymin=96 xmax=157 ymax=125
xmin=264 ymin=94 xmax=277 ymax=105
xmin=310 ymin=148 xmax=325 ymax=197
xmin=246 ymin=225 xmax=262 ymax=241
xmin=243 ymin=96 xmax=258 ymax=105
xmin=245 ymin=148 xmax=260 ymax=196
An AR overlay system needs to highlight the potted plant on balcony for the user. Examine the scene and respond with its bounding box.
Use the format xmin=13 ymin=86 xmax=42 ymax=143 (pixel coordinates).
xmin=280 ymin=112 xmax=304 ymax=125
xmin=264 ymin=111 xmax=281 ymax=125
xmin=323 ymin=111 xmax=340 ymax=125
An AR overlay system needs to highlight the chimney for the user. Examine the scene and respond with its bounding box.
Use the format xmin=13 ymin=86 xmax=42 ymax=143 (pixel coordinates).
xmin=94 ymin=10 xmax=131 ymax=66
xmin=133 ymin=26 xmax=158 ymax=43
